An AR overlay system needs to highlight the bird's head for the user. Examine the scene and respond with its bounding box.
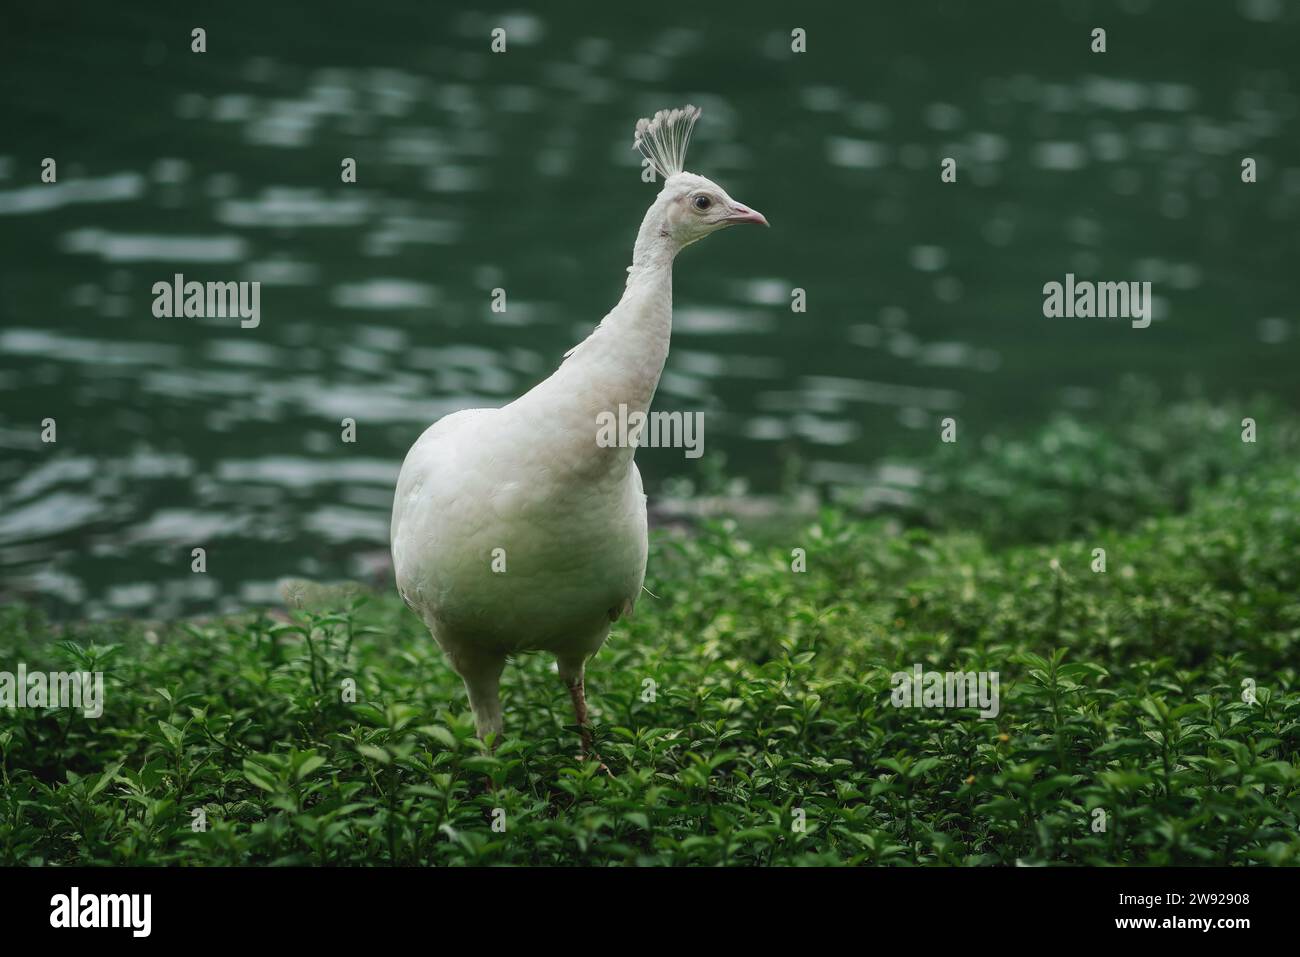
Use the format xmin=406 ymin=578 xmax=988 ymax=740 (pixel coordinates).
xmin=657 ymin=170 xmax=768 ymax=248
xmin=634 ymin=105 xmax=768 ymax=251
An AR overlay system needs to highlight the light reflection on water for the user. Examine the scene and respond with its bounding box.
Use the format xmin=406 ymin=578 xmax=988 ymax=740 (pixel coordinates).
xmin=1 ymin=1 xmax=1296 ymax=616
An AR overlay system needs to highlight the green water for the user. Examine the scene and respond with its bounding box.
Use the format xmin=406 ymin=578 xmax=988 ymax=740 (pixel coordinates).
xmin=1 ymin=0 xmax=1297 ymax=616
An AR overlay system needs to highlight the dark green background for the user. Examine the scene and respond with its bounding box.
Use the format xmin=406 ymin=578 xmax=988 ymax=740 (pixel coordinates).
xmin=1 ymin=0 xmax=1296 ymax=616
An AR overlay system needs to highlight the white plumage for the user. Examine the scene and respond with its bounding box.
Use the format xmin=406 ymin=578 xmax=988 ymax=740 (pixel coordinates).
xmin=390 ymin=105 xmax=767 ymax=755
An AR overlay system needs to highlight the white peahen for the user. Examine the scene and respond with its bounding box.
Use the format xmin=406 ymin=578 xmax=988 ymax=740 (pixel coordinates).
xmin=390 ymin=105 xmax=767 ymax=757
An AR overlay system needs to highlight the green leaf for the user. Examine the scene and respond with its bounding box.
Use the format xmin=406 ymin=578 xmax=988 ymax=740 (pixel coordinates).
xmin=89 ymin=760 xmax=124 ymax=798
xmin=242 ymin=760 xmax=279 ymax=793
xmin=157 ymin=720 xmax=183 ymax=748
xmin=357 ymin=745 xmax=391 ymax=765
xmin=295 ymin=755 xmax=327 ymax=781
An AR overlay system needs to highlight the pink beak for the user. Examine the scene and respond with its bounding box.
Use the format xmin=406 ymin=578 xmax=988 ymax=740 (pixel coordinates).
xmin=726 ymin=202 xmax=769 ymax=227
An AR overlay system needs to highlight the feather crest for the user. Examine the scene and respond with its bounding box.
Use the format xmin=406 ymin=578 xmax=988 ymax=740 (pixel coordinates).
xmin=632 ymin=104 xmax=701 ymax=179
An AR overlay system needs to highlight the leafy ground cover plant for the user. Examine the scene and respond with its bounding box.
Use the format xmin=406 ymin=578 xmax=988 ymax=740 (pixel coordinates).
xmin=3 ymin=455 xmax=1296 ymax=865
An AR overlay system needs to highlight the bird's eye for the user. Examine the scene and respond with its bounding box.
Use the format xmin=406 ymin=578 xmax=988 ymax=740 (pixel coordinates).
xmin=693 ymin=195 xmax=712 ymax=211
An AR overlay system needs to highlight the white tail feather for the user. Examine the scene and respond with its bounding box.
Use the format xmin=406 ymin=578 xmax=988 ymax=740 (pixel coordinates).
xmin=632 ymin=104 xmax=701 ymax=179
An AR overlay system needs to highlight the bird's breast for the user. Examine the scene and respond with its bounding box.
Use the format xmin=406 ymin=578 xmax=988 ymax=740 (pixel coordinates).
xmin=392 ymin=422 xmax=648 ymax=653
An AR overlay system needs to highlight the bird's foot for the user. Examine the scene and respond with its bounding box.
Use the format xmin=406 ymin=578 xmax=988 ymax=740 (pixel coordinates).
xmin=578 ymin=730 xmax=612 ymax=775
xmin=579 ymin=750 xmax=613 ymax=776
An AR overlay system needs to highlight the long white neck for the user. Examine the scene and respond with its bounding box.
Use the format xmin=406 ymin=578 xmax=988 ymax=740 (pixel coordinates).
xmin=605 ymin=196 xmax=677 ymax=409
xmin=516 ymin=195 xmax=678 ymax=479
xmin=627 ymin=197 xmax=677 ymax=285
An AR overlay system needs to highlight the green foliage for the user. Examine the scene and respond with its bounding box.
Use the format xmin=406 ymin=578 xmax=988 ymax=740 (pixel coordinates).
xmin=1 ymin=466 xmax=1298 ymax=866
xmin=880 ymin=391 xmax=1300 ymax=546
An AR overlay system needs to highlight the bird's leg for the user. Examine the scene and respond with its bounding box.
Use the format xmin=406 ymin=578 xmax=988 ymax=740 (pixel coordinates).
xmin=559 ymin=659 xmax=609 ymax=772
xmin=567 ymin=676 xmax=593 ymax=756
xmin=568 ymin=678 xmax=609 ymax=773
xmin=454 ymin=652 xmax=506 ymax=750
